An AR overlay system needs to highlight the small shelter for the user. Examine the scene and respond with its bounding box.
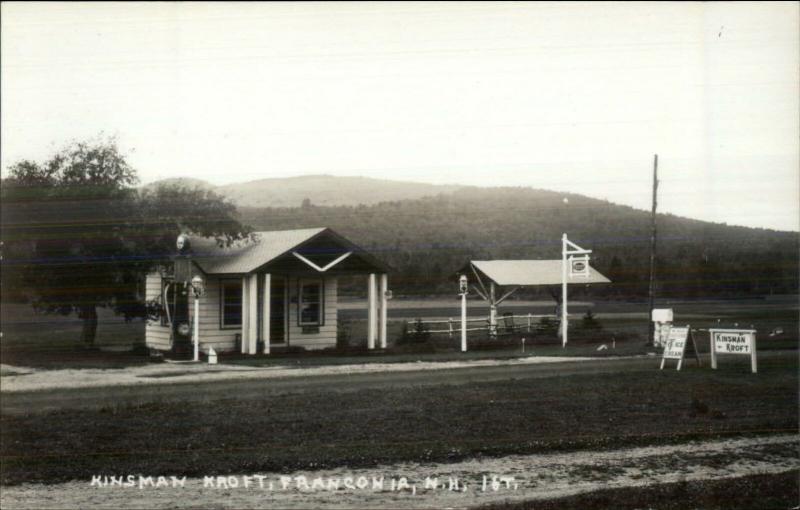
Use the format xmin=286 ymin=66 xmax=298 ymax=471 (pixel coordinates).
xmin=145 ymin=227 xmax=391 ymax=356
xmin=460 ymin=259 xmax=610 ymax=336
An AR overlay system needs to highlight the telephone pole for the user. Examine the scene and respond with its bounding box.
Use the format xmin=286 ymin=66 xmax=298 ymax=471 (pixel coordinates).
xmin=647 ymin=154 xmax=659 ymax=346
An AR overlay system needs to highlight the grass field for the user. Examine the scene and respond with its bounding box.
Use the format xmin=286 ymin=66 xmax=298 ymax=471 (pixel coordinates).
xmin=1 ymin=352 xmax=796 ymax=485
xmin=1 ymin=296 xmax=797 ymax=507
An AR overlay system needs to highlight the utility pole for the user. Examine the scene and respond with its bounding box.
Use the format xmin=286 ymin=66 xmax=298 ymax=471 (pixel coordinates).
xmin=647 ymin=154 xmax=659 ymax=346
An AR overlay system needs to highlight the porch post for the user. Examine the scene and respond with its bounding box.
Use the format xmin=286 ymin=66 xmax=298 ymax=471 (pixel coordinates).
xmin=367 ymin=273 xmax=377 ymax=349
xmin=379 ymin=273 xmax=388 ymax=349
xmin=241 ymin=276 xmax=248 ymax=353
xmin=248 ymin=274 xmax=258 ymax=354
xmin=262 ymin=273 xmax=271 ymax=354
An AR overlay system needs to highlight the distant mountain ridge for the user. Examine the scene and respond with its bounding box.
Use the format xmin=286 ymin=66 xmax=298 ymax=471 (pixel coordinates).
xmin=144 ymin=175 xmax=464 ymax=207
xmin=237 ymin=186 xmax=799 ymax=297
xmin=144 ymin=174 xmax=798 ymax=297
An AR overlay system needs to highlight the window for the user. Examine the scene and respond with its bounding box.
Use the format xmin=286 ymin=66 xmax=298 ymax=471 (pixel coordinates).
xmin=298 ymin=280 xmax=324 ymax=327
xmin=220 ymin=279 xmax=243 ymax=328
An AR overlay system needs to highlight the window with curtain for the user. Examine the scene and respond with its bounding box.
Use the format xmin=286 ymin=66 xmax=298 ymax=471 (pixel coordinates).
xmin=298 ymin=280 xmax=323 ymax=326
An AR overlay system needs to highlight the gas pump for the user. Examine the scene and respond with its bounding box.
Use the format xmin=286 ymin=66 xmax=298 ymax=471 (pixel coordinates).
xmin=169 ymin=234 xmax=193 ymax=357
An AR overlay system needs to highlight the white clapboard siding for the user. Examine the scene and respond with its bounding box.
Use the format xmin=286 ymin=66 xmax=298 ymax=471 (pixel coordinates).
xmin=288 ymin=277 xmax=338 ymax=350
xmin=148 ymin=273 xmax=341 ymax=353
xmin=192 ymin=277 xmax=238 ymax=352
xmin=144 ymin=273 xmax=172 ymax=351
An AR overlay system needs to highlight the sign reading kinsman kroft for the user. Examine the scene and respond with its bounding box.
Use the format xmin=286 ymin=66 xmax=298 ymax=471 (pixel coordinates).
xmin=709 ymin=329 xmax=757 ymax=373
xmin=659 ymin=325 xmax=700 ymax=371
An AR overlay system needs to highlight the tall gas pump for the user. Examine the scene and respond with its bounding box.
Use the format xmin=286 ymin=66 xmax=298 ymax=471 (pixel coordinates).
xmin=169 ymin=234 xmax=194 ymax=358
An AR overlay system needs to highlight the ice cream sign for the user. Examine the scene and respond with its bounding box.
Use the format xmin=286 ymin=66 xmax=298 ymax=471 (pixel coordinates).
xmin=709 ymin=329 xmax=757 ymax=373
xmin=659 ymin=326 xmax=700 ymax=371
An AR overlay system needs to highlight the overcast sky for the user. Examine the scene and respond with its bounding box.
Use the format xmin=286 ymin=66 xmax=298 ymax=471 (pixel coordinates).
xmin=2 ymin=2 xmax=798 ymax=231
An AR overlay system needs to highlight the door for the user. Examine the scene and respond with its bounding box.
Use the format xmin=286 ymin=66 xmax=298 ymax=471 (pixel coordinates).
xmin=270 ymin=277 xmax=287 ymax=344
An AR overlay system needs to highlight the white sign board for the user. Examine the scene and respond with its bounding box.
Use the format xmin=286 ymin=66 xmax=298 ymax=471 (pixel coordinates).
xmin=659 ymin=326 xmax=699 ymax=371
xmin=709 ymin=329 xmax=757 ymax=373
xmin=569 ymin=255 xmax=590 ymax=277
xmin=662 ymin=326 xmax=687 ymax=357
xmin=651 ymin=308 xmax=673 ymax=323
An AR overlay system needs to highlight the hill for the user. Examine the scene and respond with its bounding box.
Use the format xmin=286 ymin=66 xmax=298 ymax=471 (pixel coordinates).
xmin=145 ymin=175 xmax=463 ymax=207
xmin=141 ymin=177 xmax=215 ymax=192
xmin=218 ymin=175 xmax=465 ymax=207
xmin=238 ymin=187 xmax=799 ymax=298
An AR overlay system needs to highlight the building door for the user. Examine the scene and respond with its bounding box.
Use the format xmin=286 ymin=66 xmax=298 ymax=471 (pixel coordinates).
xmin=270 ymin=277 xmax=287 ymax=344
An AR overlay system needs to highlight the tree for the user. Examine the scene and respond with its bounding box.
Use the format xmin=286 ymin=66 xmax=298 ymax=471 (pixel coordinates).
xmin=1 ymin=137 xmax=250 ymax=346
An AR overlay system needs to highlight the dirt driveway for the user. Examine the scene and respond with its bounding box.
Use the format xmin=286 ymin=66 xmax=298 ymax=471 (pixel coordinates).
xmin=2 ymin=434 xmax=796 ymax=509
xmin=0 ymin=355 xmax=604 ymax=393
xmin=1 ymin=356 xmax=659 ymax=415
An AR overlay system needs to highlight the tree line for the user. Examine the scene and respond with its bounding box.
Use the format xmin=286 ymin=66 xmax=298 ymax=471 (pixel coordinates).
xmin=2 ymin=138 xmax=796 ymax=346
xmin=240 ymin=189 xmax=799 ymax=299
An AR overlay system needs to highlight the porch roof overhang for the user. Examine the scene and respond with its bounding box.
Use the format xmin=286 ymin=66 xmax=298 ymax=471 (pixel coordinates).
xmin=463 ymin=259 xmax=611 ymax=287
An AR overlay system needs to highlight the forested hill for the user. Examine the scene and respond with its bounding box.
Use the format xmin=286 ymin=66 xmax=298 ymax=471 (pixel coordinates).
xmin=145 ymin=175 xmax=463 ymax=207
xmin=240 ymin=187 xmax=799 ymax=298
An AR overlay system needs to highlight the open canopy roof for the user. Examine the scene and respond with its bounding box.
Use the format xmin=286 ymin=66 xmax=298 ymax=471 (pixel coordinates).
xmin=467 ymin=260 xmax=611 ymax=287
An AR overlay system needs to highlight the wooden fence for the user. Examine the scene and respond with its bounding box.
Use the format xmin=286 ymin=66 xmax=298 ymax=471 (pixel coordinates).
xmin=404 ymin=313 xmax=563 ymax=337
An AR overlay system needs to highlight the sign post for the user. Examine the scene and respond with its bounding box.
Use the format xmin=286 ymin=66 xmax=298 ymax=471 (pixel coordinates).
xmin=659 ymin=325 xmax=700 ymax=371
xmin=459 ymin=275 xmax=468 ymax=352
xmin=561 ymin=234 xmax=593 ymax=348
xmin=709 ymin=329 xmax=757 ymax=373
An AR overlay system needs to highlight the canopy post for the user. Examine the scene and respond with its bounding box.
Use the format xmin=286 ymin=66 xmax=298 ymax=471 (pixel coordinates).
xmin=489 ymin=282 xmax=497 ymax=339
xmin=562 ymin=234 xmax=568 ymax=348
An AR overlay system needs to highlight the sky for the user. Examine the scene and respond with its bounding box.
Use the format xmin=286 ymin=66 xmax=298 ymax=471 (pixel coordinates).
xmin=2 ymin=2 xmax=798 ymax=231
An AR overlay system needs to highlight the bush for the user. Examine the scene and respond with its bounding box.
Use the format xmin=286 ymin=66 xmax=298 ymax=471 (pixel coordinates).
xmin=538 ymin=317 xmax=559 ymax=337
xmin=582 ymin=309 xmax=602 ymax=331
xmin=397 ymin=318 xmax=430 ymax=345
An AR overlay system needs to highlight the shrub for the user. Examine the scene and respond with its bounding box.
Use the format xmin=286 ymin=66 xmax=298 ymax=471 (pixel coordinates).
xmin=582 ymin=309 xmax=602 ymax=331
xmin=412 ymin=318 xmax=431 ymax=342
xmin=397 ymin=318 xmax=430 ymax=345
xmin=539 ymin=316 xmax=559 ymax=336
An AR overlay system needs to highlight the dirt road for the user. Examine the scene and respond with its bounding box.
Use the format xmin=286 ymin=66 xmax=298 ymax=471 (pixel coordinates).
xmin=1 ymin=356 xmax=657 ymax=415
xmin=2 ymin=434 xmax=796 ymax=509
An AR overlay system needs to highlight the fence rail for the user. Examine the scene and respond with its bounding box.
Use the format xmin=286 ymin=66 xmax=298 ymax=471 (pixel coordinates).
xmin=405 ymin=314 xmax=564 ymax=336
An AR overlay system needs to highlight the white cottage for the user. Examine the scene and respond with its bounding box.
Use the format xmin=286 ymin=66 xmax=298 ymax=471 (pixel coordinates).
xmin=145 ymin=227 xmax=391 ymax=356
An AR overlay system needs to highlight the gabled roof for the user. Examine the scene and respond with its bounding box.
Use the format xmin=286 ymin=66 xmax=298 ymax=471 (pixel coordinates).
xmin=469 ymin=259 xmax=610 ymax=286
xmin=190 ymin=227 xmax=327 ymax=274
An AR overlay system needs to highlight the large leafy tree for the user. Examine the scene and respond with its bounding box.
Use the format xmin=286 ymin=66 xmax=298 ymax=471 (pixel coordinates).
xmin=1 ymin=137 xmax=250 ymax=346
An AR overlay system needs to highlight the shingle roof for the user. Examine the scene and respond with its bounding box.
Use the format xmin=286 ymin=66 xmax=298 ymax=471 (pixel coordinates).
xmin=190 ymin=228 xmax=326 ymax=274
xmin=470 ymin=259 xmax=610 ymax=286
